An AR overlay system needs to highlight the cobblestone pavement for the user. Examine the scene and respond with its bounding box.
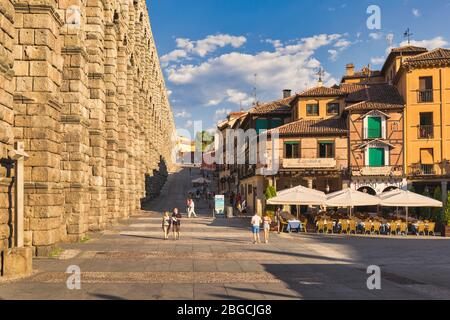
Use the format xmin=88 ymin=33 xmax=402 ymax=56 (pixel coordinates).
xmin=1 ymin=168 xmax=450 ymax=300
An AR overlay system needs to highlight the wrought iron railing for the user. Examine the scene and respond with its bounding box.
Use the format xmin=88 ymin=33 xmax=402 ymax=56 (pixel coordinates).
xmin=418 ymin=90 xmax=434 ymax=103
xmin=418 ymin=125 xmax=434 ymax=139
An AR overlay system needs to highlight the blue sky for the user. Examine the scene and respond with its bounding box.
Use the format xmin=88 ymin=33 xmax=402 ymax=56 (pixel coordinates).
xmin=147 ymin=0 xmax=450 ymax=135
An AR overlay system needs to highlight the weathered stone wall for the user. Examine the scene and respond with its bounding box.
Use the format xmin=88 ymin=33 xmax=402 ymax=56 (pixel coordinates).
xmin=0 ymin=0 xmax=175 ymax=267
xmin=0 ymin=0 xmax=16 ymax=268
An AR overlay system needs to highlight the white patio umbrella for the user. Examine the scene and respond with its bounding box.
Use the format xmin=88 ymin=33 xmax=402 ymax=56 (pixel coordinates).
xmin=326 ymin=188 xmax=381 ymax=217
xmin=267 ymin=185 xmax=327 ymax=219
xmin=378 ymin=189 xmax=442 ymax=224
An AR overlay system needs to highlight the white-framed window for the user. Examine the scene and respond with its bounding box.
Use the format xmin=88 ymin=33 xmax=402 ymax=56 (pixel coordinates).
xmin=363 ymin=114 xmax=387 ymax=139
xmin=364 ymin=146 xmax=390 ymax=167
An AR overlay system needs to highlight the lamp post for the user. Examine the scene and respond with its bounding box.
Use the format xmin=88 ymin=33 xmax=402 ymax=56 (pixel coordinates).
xmin=8 ymin=141 xmax=29 ymax=248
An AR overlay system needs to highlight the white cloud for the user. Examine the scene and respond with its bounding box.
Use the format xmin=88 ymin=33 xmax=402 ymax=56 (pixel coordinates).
xmin=214 ymin=108 xmax=232 ymax=122
xmin=412 ymin=8 xmax=421 ymax=17
xmin=226 ymin=89 xmax=254 ymax=106
xmin=205 ymin=99 xmax=222 ymax=107
xmin=165 ymin=34 xmax=344 ymax=118
xmin=174 ymin=109 xmax=192 ymax=118
xmin=160 ymin=50 xmax=188 ymax=65
xmin=328 ymin=49 xmax=339 ymax=61
xmin=371 ymin=56 xmax=385 ymax=65
xmin=334 ymin=39 xmax=351 ymax=48
xmin=184 ymin=120 xmax=194 ymax=129
xmin=265 ymin=39 xmax=283 ymax=48
xmin=400 ymin=37 xmax=448 ymax=50
xmin=161 ymin=34 xmax=247 ymax=65
xmin=369 ymin=32 xmax=383 ymax=40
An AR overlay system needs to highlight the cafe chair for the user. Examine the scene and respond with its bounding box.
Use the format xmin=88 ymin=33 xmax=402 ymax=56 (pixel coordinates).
xmin=349 ymin=220 xmax=357 ymax=235
xmin=399 ymin=222 xmax=408 ymax=236
xmin=326 ymin=221 xmax=334 ymax=234
xmin=426 ymin=222 xmax=436 ymax=236
xmin=364 ymin=222 xmax=373 ymax=235
xmin=316 ymin=221 xmax=325 ymax=234
xmin=416 ymin=223 xmax=426 ymax=236
xmin=390 ymin=221 xmax=399 ymax=235
xmin=341 ymin=220 xmax=349 ymax=234
xmin=372 ymin=221 xmax=381 ymax=235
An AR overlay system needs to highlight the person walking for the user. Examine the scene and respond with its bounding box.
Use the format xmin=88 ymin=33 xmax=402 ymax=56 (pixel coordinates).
xmin=172 ymin=208 xmax=182 ymax=240
xmin=162 ymin=211 xmax=171 ymax=240
xmin=188 ymin=198 xmax=198 ymax=218
xmin=275 ymin=207 xmax=282 ymax=234
xmin=186 ymin=197 xmax=191 ymax=216
xmin=262 ymin=213 xmax=272 ymax=244
xmin=251 ymin=213 xmax=262 ymax=244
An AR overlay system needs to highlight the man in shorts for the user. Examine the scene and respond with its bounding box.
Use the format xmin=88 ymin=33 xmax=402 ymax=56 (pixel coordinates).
xmin=251 ymin=213 xmax=262 ymax=244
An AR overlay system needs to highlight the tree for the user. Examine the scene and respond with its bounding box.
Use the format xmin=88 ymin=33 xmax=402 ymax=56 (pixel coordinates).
xmin=264 ymin=185 xmax=277 ymax=217
xmin=445 ymin=192 xmax=450 ymax=227
xmin=195 ymin=131 xmax=214 ymax=152
xmin=432 ymin=186 xmax=443 ymax=225
xmin=264 ymin=185 xmax=277 ymax=200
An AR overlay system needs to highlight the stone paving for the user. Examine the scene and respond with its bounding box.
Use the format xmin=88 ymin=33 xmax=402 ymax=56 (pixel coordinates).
xmin=1 ymin=168 xmax=450 ymax=300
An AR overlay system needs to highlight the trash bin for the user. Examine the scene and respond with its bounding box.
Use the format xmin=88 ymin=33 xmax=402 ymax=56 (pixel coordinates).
xmin=226 ymin=206 xmax=234 ymax=218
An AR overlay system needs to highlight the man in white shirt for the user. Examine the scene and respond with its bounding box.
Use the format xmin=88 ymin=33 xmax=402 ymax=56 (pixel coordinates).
xmin=251 ymin=213 xmax=262 ymax=244
xmin=188 ymin=199 xmax=198 ymax=218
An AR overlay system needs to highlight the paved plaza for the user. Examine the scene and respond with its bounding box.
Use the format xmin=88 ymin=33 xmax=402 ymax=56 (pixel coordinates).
xmin=1 ymin=168 xmax=450 ymax=300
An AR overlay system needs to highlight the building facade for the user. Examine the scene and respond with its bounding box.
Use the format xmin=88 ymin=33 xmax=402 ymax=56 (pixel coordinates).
xmin=345 ymin=84 xmax=406 ymax=195
xmin=391 ymin=48 xmax=450 ymax=198
xmin=0 ymin=0 xmax=175 ymax=276
xmin=216 ymin=45 xmax=449 ymax=217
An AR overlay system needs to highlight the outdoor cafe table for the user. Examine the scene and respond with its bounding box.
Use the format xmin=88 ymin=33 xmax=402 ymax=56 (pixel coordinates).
xmin=286 ymin=220 xmax=302 ymax=232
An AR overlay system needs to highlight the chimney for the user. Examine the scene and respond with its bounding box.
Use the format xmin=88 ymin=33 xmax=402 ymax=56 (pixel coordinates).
xmin=346 ymin=63 xmax=355 ymax=77
xmin=283 ymin=89 xmax=292 ymax=99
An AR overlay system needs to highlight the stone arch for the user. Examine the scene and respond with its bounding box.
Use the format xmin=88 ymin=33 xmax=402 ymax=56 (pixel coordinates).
xmin=357 ymin=187 xmax=377 ymax=196
xmin=382 ymin=186 xmax=398 ymax=193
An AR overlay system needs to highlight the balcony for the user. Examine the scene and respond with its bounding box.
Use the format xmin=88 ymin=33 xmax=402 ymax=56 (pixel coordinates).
xmin=418 ymin=90 xmax=434 ymax=103
xmin=418 ymin=125 xmax=434 ymax=139
xmin=408 ymin=162 xmax=450 ymax=177
xmin=408 ymin=163 xmax=438 ymax=176
xmin=282 ymin=158 xmax=337 ymax=169
xmin=351 ymin=166 xmax=403 ymax=177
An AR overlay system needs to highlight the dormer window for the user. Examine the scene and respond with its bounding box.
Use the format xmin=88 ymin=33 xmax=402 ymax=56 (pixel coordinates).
xmin=362 ymin=111 xmax=388 ymax=140
xmin=326 ymin=103 xmax=340 ymax=116
xmin=306 ymin=104 xmax=319 ymax=116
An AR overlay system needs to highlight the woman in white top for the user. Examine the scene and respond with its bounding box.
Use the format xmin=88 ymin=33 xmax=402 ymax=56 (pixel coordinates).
xmin=251 ymin=214 xmax=262 ymax=244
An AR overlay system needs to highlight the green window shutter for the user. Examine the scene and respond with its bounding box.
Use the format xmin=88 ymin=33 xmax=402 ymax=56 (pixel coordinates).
xmin=367 ymin=117 xmax=382 ymax=138
xmin=256 ymin=119 xmax=268 ymax=133
xmin=369 ymin=148 xmax=385 ymax=167
xmin=271 ymin=119 xmax=284 ymax=129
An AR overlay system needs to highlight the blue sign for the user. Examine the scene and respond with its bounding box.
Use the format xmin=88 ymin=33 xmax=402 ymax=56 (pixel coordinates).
xmin=214 ymin=195 xmax=225 ymax=216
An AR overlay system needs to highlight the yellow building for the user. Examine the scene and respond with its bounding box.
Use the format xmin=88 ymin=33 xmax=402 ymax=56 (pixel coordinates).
xmin=385 ymin=46 xmax=450 ymax=197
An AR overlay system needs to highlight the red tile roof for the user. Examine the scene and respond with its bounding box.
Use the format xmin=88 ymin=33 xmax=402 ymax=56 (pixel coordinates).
xmin=345 ymin=83 xmax=403 ymax=104
xmin=403 ymin=48 xmax=450 ymax=68
xmin=297 ymin=86 xmax=345 ymax=98
xmin=391 ymin=46 xmax=428 ymax=54
xmin=249 ymin=96 xmax=295 ymax=115
xmin=271 ymin=118 xmax=347 ymax=136
xmin=345 ymin=101 xmax=404 ymax=111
